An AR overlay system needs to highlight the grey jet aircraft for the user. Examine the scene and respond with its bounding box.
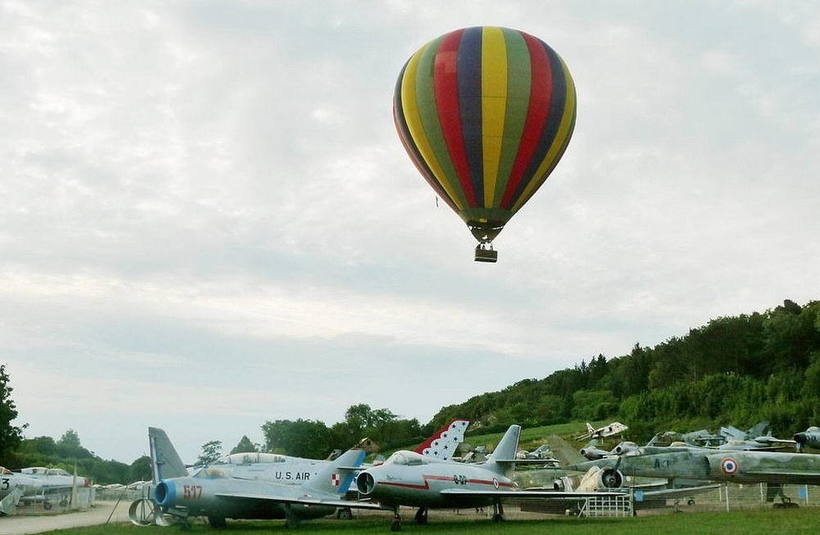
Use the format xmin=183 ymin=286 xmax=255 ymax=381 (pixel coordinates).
xmin=576 ymin=421 xmax=628 ymax=441
xmin=152 ymin=448 xmax=384 ymax=528
xmin=355 ymin=425 xmax=622 ymax=531
xmin=0 ymin=466 xmax=90 ymax=515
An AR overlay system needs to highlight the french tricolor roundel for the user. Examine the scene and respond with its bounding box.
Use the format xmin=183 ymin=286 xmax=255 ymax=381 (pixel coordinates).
xmin=720 ymin=458 xmax=738 ymax=475
xmin=331 ymin=473 xmax=341 ymax=486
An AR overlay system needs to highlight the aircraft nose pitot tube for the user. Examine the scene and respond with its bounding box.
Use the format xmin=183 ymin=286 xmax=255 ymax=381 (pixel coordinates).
xmin=356 ymin=472 xmax=375 ymax=495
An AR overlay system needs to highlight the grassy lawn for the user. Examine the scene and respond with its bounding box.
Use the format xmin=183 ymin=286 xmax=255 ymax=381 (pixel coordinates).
xmin=36 ymin=508 xmax=820 ymax=535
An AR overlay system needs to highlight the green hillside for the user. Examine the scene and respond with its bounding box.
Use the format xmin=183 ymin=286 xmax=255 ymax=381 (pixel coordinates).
xmin=430 ymin=299 xmax=820 ymax=443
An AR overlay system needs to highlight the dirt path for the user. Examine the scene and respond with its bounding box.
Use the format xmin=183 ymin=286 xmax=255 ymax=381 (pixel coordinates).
xmin=0 ymin=500 xmax=131 ymax=534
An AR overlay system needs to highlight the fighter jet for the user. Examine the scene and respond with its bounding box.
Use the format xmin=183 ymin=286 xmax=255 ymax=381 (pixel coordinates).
xmin=355 ymin=425 xmax=622 ymax=531
xmin=527 ymin=437 xmax=715 ymax=511
xmin=569 ymin=444 xmax=820 ymax=506
xmin=0 ymin=466 xmax=90 ymax=515
xmin=794 ymin=427 xmax=820 ymax=450
xmin=717 ymin=422 xmax=796 ymax=451
xmin=575 ymin=422 xmax=628 ymax=441
xmin=516 ymin=444 xmax=558 ymax=462
xmin=152 ymin=448 xmax=384 ymax=528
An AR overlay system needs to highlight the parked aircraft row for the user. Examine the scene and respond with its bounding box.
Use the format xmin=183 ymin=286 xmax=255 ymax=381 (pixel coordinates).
xmin=132 ymin=420 xmax=820 ymax=529
xmin=137 ymin=424 xmax=618 ymax=531
xmin=570 ymin=422 xmax=820 ymax=507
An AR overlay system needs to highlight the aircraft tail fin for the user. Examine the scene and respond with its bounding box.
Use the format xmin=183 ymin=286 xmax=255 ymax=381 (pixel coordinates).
xmin=749 ymin=421 xmax=769 ymax=438
xmin=414 ymin=419 xmax=470 ymax=461
xmin=148 ymin=427 xmax=188 ymax=482
xmin=485 ymin=425 xmax=521 ymax=475
xmin=306 ymin=448 xmax=366 ymax=495
xmin=546 ymin=435 xmax=586 ymax=465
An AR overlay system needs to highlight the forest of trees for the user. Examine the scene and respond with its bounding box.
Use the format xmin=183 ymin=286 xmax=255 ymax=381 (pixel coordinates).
xmin=2 ymin=429 xmax=151 ymax=484
xmin=430 ymin=299 xmax=820 ymax=442
xmin=260 ymin=403 xmax=428 ymax=459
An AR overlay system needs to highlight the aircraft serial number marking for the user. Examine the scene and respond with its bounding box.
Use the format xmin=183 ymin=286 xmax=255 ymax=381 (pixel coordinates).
xmin=453 ymin=475 xmax=467 ymax=485
xmin=183 ymin=485 xmax=203 ymax=499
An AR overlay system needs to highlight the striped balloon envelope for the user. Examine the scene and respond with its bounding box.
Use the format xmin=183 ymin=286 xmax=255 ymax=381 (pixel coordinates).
xmin=394 ymin=26 xmax=576 ymax=261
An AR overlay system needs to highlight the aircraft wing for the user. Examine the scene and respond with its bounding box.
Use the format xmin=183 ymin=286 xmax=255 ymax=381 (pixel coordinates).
xmin=639 ymin=484 xmax=720 ymax=500
xmin=214 ymin=492 xmax=387 ymax=510
xmin=508 ymin=459 xmax=562 ymax=466
xmin=757 ymin=438 xmax=797 ymax=446
xmin=738 ymin=469 xmax=820 ymax=482
xmin=439 ymin=489 xmax=625 ymax=499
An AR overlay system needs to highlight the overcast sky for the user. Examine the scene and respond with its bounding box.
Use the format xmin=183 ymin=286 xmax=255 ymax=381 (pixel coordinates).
xmin=2 ymin=0 xmax=818 ymax=464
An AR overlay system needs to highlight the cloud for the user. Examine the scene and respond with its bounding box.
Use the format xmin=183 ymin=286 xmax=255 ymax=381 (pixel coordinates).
xmin=1 ymin=1 xmax=818 ymax=461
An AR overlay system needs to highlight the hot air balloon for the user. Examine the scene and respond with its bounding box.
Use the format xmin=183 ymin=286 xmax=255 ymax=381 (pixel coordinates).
xmin=394 ymin=26 xmax=576 ymax=262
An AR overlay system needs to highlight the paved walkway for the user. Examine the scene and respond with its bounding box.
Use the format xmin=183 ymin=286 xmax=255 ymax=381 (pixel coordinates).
xmin=0 ymin=500 xmax=131 ymax=534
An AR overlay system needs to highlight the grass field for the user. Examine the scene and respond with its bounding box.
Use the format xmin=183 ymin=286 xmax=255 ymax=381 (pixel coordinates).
xmin=36 ymin=508 xmax=820 ymax=535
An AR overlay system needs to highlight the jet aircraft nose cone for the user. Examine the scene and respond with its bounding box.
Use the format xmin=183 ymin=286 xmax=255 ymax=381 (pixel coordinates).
xmin=356 ymin=472 xmax=375 ymax=495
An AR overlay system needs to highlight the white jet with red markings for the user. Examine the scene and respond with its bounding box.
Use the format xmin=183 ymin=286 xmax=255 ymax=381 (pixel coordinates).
xmin=356 ymin=424 xmax=623 ymax=531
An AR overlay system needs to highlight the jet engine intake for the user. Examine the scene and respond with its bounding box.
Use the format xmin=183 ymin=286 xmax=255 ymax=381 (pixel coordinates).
xmin=580 ymin=447 xmax=609 ymax=460
xmin=553 ymin=477 xmax=573 ymax=492
xmin=356 ymin=472 xmax=375 ymax=495
xmin=599 ymin=468 xmax=624 ymax=489
xmin=613 ymin=442 xmax=637 ymax=455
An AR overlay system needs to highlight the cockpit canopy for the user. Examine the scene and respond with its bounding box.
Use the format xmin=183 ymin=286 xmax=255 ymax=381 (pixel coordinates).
xmin=385 ymin=451 xmax=439 ymax=466
xmin=215 ymin=453 xmax=288 ymax=465
xmin=21 ymin=467 xmax=71 ymax=476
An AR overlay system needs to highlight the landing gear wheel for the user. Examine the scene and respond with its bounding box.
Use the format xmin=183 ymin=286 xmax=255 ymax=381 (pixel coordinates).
xmin=687 ymin=499 xmax=695 ymax=506
xmin=43 ymin=501 xmax=53 ymax=511
xmin=492 ymin=501 xmax=505 ymax=522
xmin=336 ymin=507 xmax=353 ymax=520
xmin=284 ymin=504 xmax=301 ymax=529
xmin=208 ymin=516 xmax=227 ymax=528
xmin=390 ymin=519 xmax=402 ymax=531
xmin=414 ymin=507 xmax=428 ymax=525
